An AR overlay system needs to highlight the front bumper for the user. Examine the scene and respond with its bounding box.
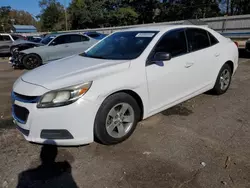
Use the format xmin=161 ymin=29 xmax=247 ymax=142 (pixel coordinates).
xmin=9 ymin=51 xmax=26 ymax=68
xmin=12 ymin=83 xmax=100 ymax=146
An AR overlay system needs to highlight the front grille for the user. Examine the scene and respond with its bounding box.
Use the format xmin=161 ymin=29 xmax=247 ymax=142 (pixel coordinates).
xmin=12 ymin=92 xmax=40 ymax=103
xmin=12 ymin=105 xmax=29 ymax=124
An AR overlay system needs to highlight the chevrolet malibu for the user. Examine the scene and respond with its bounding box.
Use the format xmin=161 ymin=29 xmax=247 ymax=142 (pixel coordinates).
xmin=12 ymin=25 xmax=238 ymax=146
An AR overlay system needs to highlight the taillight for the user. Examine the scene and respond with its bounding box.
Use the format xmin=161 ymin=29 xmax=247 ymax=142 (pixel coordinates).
xmin=234 ymin=41 xmax=239 ymax=47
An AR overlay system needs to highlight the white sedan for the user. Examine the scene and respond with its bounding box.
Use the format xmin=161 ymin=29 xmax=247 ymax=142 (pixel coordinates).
xmin=12 ymin=25 xmax=238 ymax=146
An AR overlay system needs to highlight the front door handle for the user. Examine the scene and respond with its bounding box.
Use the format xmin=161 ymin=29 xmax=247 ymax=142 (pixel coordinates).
xmin=215 ymin=53 xmax=220 ymax=57
xmin=65 ymin=45 xmax=69 ymax=47
xmin=185 ymin=62 xmax=194 ymax=68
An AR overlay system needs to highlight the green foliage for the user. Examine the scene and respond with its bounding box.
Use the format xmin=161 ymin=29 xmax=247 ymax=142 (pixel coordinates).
xmin=0 ymin=6 xmax=11 ymax=32
xmin=39 ymin=0 xmax=65 ymax=31
xmin=0 ymin=6 xmax=37 ymax=32
xmin=2 ymin=0 xmax=250 ymax=32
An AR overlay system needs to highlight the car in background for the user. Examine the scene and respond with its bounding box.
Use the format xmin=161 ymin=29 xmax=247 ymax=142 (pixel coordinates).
xmin=0 ymin=33 xmax=25 ymax=54
xmin=27 ymin=36 xmax=43 ymax=43
xmin=84 ymin=32 xmax=107 ymax=40
xmin=246 ymin=39 xmax=250 ymax=52
xmin=15 ymin=33 xmax=97 ymax=69
xmin=12 ymin=25 xmax=238 ymax=146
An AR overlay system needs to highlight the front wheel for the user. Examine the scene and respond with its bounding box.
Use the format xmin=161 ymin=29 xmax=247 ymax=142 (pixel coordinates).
xmin=22 ymin=54 xmax=42 ymax=70
xmin=94 ymin=93 xmax=141 ymax=145
xmin=212 ymin=63 xmax=232 ymax=95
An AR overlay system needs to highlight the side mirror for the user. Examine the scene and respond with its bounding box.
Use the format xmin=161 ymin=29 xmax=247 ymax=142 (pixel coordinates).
xmin=153 ymin=52 xmax=171 ymax=61
xmin=50 ymin=41 xmax=57 ymax=46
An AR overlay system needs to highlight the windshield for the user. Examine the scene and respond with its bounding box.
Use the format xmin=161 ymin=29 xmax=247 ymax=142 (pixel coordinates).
xmin=40 ymin=35 xmax=56 ymax=45
xmin=82 ymin=31 xmax=158 ymax=60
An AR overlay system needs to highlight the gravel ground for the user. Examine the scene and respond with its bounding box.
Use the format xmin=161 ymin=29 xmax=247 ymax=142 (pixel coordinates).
xmin=0 ymin=55 xmax=250 ymax=188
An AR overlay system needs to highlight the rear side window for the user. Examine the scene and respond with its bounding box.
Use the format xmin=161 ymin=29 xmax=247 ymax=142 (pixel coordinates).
xmin=154 ymin=29 xmax=187 ymax=57
xmin=186 ymin=28 xmax=210 ymax=52
xmin=208 ymin=32 xmax=218 ymax=46
xmin=68 ymin=34 xmax=82 ymax=43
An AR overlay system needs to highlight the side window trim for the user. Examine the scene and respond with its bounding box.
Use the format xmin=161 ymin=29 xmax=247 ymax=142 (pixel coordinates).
xmin=146 ymin=28 xmax=187 ymax=66
xmin=207 ymin=31 xmax=219 ymax=46
xmin=48 ymin=36 xmax=57 ymax=46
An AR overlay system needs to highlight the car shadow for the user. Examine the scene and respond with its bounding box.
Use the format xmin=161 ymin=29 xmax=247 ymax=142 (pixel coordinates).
xmin=16 ymin=140 xmax=79 ymax=188
xmin=162 ymin=104 xmax=193 ymax=116
xmin=0 ymin=118 xmax=15 ymax=130
xmin=0 ymin=53 xmax=10 ymax=58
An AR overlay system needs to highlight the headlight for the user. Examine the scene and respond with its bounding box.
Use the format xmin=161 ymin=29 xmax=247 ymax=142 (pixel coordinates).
xmin=37 ymin=81 xmax=92 ymax=108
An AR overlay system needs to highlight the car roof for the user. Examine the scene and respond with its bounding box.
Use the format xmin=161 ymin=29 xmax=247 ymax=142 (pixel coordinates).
xmin=49 ymin=32 xmax=85 ymax=37
xmin=121 ymin=24 xmax=209 ymax=32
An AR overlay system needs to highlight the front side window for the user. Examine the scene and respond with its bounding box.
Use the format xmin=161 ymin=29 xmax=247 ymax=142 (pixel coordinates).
xmin=50 ymin=35 xmax=68 ymax=45
xmin=186 ymin=28 xmax=210 ymax=52
xmin=68 ymin=34 xmax=83 ymax=43
xmin=154 ymin=29 xmax=187 ymax=57
xmin=82 ymin=31 xmax=158 ymax=60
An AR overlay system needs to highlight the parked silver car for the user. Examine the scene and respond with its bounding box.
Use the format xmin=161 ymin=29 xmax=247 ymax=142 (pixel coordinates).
xmin=17 ymin=33 xmax=97 ymax=69
xmin=0 ymin=33 xmax=25 ymax=54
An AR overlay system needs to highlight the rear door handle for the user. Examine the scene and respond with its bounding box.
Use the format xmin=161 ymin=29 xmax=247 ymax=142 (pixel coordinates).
xmin=215 ymin=53 xmax=220 ymax=57
xmin=185 ymin=62 xmax=194 ymax=68
xmin=65 ymin=45 xmax=69 ymax=47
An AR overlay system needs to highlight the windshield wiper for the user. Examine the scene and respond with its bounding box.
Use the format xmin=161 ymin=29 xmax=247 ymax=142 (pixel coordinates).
xmin=81 ymin=52 xmax=107 ymax=59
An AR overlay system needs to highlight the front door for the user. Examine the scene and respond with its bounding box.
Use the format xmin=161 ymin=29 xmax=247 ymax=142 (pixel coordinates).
xmin=46 ymin=35 xmax=71 ymax=62
xmin=146 ymin=29 xmax=196 ymax=113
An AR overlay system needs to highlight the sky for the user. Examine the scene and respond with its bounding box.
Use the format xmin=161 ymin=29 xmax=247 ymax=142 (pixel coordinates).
xmin=0 ymin=0 xmax=70 ymax=17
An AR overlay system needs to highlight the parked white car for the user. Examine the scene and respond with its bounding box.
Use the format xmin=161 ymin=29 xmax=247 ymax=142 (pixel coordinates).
xmin=12 ymin=25 xmax=238 ymax=146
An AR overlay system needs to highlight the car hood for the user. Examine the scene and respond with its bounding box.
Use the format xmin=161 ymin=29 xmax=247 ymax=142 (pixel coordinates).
xmin=21 ymin=55 xmax=130 ymax=90
xmin=21 ymin=45 xmax=48 ymax=54
xmin=12 ymin=39 xmax=44 ymax=46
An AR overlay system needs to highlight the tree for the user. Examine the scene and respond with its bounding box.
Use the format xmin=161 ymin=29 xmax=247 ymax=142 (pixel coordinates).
xmin=9 ymin=10 xmax=36 ymax=25
xmin=123 ymin=0 xmax=160 ymax=23
xmin=155 ymin=0 xmax=220 ymax=22
xmin=39 ymin=0 xmax=65 ymax=31
xmin=108 ymin=7 xmax=138 ymax=26
xmin=0 ymin=6 xmax=11 ymax=32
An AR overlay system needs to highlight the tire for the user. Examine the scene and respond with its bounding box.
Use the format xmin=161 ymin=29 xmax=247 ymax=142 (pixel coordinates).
xmin=212 ymin=63 xmax=232 ymax=95
xmin=22 ymin=54 xmax=42 ymax=70
xmin=94 ymin=92 xmax=141 ymax=145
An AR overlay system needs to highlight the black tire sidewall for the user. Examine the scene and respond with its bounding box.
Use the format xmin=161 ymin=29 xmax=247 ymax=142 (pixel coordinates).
xmin=94 ymin=92 xmax=141 ymax=145
xmin=213 ymin=63 xmax=232 ymax=95
xmin=23 ymin=54 xmax=42 ymax=70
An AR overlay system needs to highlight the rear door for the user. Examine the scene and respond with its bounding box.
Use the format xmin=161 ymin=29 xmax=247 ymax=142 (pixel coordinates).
xmin=66 ymin=34 xmax=91 ymax=55
xmin=185 ymin=28 xmax=217 ymax=90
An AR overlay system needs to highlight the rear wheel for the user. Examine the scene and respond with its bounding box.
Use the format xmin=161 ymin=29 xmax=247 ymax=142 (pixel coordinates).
xmin=94 ymin=93 xmax=141 ymax=145
xmin=22 ymin=54 xmax=42 ymax=70
xmin=212 ymin=63 xmax=232 ymax=95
